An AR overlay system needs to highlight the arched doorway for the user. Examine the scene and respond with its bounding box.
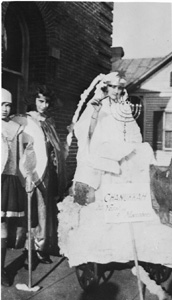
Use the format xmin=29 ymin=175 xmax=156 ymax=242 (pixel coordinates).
xmin=2 ymin=2 xmax=47 ymax=114
xmin=2 ymin=4 xmax=29 ymax=114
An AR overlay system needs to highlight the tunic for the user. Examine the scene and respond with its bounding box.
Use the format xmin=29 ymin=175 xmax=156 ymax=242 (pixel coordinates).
xmin=1 ymin=119 xmax=26 ymax=218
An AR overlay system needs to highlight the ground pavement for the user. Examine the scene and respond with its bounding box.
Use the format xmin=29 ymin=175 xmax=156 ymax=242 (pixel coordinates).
xmin=1 ymin=248 xmax=172 ymax=300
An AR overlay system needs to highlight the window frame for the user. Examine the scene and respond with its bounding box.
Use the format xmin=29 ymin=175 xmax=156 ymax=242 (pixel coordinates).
xmin=162 ymin=110 xmax=172 ymax=150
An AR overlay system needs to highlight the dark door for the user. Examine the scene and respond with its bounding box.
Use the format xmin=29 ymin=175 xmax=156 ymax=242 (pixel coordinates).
xmin=2 ymin=4 xmax=29 ymax=114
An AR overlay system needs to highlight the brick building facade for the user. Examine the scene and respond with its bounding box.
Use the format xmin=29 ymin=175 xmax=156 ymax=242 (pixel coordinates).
xmin=2 ymin=1 xmax=113 ymax=182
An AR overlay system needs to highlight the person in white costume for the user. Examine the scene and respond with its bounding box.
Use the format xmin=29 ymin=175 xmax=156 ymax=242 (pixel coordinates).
xmin=73 ymin=72 xmax=154 ymax=205
xmin=58 ymin=72 xmax=172 ymax=269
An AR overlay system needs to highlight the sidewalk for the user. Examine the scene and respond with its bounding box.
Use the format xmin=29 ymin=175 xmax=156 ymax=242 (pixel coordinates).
xmin=1 ymin=248 xmax=172 ymax=300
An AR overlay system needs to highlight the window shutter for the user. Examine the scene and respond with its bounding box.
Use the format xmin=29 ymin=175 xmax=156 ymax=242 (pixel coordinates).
xmin=153 ymin=111 xmax=163 ymax=150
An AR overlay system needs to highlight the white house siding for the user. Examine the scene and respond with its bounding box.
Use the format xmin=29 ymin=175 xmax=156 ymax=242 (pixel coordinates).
xmin=141 ymin=62 xmax=172 ymax=93
xmin=144 ymin=94 xmax=172 ymax=166
xmin=144 ymin=94 xmax=170 ymax=142
xmin=131 ymin=61 xmax=172 ymax=166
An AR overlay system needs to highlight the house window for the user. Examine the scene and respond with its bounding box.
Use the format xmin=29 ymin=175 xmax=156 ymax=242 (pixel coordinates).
xmin=170 ymin=72 xmax=172 ymax=87
xmin=153 ymin=110 xmax=172 ymax=150
xmin=163 ymin=111 xmax=172 ymax=149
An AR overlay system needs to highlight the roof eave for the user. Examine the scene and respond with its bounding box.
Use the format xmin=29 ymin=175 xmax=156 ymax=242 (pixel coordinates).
xmin=127 ymin=52 xmax=172 ymax=91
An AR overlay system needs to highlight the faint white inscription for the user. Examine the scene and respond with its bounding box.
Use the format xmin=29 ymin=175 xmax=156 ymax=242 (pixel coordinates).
xmin=103 ymin=183 xmax=156 ymax=223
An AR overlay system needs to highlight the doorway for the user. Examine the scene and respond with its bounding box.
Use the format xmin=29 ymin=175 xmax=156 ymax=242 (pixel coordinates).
xmin=2 ymin=4 xmax=29 ymax=114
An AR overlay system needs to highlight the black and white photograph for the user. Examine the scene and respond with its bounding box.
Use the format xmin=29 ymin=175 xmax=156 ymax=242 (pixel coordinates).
xmin=1 ymin=1 xmax=172 ymax=300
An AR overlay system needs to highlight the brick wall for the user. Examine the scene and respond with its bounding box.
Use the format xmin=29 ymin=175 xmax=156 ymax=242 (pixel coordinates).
xmin=2 ymin=1 xmax=113 ymax=182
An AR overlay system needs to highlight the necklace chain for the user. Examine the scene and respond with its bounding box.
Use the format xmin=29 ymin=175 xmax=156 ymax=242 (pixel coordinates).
xmin=109 ymin=100 xmax=127 ymax=141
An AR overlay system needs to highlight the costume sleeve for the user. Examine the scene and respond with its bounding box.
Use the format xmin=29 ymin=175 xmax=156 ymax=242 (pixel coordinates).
xmin=2 ymin=119 xmax=21 ymax=141
xmin=41 ymin=117 xmax=67 ymax=198
xmin=129 ymin=121 xmax=143 ymax=143
xmin=74 ymin=103 xmax=94 ymax=148
xmin=1 ymin=133 xmax=9 ymax=173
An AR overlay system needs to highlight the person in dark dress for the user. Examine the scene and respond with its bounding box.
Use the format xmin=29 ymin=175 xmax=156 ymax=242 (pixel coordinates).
xmin=1 ymin=88 xmax=26 ymax=286
xmin=24 ymin=85 xmax=67 ymax=267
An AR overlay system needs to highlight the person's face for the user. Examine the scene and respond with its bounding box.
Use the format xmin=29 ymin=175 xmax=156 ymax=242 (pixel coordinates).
xmin=35 ymin=93 xmax=49 ymax=114
xmin=107 ymin=84 xmax=123 ymax=102
xmin=1 ymin=102 xmax=11 ymax=120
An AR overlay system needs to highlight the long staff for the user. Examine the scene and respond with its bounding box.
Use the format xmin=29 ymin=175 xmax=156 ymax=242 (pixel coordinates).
xmin=16 ymin=176 xmax=40 ymax=292
xmin=129 ymin=222 xmax=144 ymax=300
xmin=27 ymin=176 xmax=34 ymax=289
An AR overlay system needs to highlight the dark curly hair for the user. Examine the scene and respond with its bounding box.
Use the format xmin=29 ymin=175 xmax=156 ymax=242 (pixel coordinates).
xmin=25 ymin=83 xmax=56 ymax=112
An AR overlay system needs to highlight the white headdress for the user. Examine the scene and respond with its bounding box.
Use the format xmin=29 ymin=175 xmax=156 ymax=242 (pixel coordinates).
xmin=102 ymin=72 xmax=126 ymax=86
xmin=1 ymin=88 xmax=12 ymax=104
xmin=66 ymin=72 xmax=127 ymax=146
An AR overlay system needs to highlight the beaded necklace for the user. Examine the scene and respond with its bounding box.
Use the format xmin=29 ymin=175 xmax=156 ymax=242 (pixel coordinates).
xmin=109 ymin=98 xmax=134 ymax=141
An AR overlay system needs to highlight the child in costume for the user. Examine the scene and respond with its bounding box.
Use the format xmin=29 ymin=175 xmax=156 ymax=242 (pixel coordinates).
xmin=1 ymin=88 xmax=26 ymax=286
xmin=23 ymin=84 xmax=67 ymax=268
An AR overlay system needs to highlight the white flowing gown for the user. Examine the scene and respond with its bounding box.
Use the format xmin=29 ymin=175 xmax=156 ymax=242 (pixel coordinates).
xmin=58 ymin=98 xmax=172 ymax=268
